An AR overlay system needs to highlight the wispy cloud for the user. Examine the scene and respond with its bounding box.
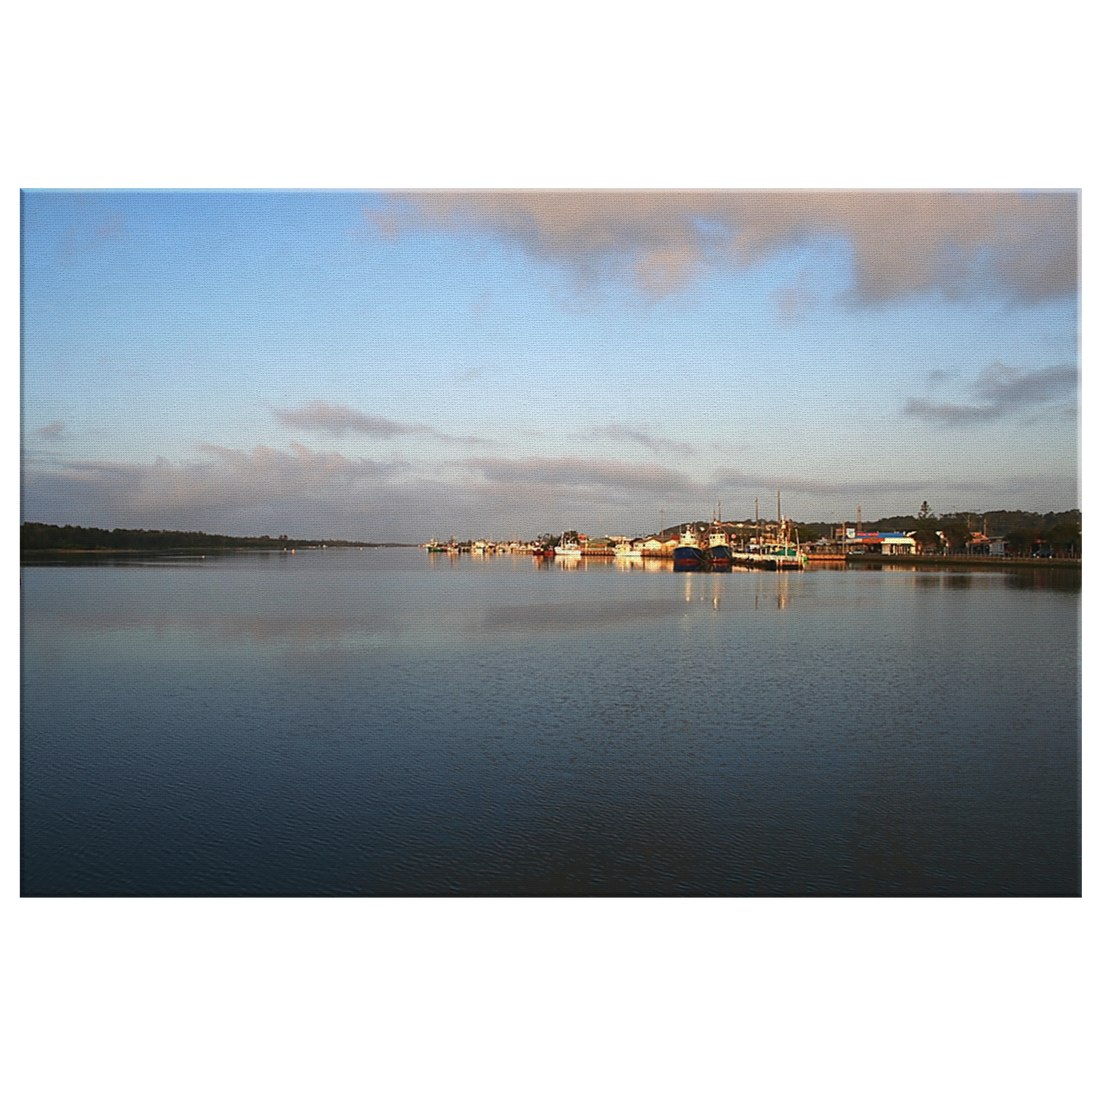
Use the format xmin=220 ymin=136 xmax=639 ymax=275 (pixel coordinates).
xmin=465 ymin=456 xmax=697 ymax=493
xmin=366 ymin=191 xmax=1077 ymax=302
xmin=273 ymin=400 xmax=488 ymax=444
xmin=904 ymin=363 xmax=1077 ymax=423
xmin=708 ymin=468 xmax=840 ymax=494
xmin=593 ymin=423 xmax=694 ymax=456
xmin=466 ymin=457 xmax=967 ymax=498
xmin=22 ymin=442 xmax=1074 ymax=541
xmin=24 ymin=442 xmax=405 ymax=519
xmin=37 ymin=420 xmax=65 ymax=441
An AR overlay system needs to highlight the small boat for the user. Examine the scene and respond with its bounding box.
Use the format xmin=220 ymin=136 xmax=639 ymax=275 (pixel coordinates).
xmin=555 ymin=535 xmax=582 ymax=560
xmin=760 ymin=544 xmax=806 ymax=570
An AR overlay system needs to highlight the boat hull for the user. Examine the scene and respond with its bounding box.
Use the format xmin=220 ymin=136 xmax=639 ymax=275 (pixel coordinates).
xmin=673 ymin=546 xmax=705 ymax=571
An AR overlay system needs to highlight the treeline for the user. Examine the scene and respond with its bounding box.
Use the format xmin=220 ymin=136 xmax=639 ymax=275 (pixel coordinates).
xmin=797 ymin=508 xmax=1080 ymax=555
xmin=875 ymin=508 xmax=1080 ymax=554
xmin=21 ymin=523 xmax=306 ymax=552
xmin=20 ymin=523 xmax=384 ymax=553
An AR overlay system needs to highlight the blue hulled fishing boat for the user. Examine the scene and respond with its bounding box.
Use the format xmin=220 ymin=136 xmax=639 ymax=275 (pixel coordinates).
xmin=673 ymin=526 xmax=706 ymax=570
xmin=706 ymin=525 xmax=733 ymax=567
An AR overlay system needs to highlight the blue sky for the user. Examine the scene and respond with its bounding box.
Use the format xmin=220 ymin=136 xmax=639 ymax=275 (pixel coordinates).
xmin=21 ymin=190 xmax=1078 ymax=540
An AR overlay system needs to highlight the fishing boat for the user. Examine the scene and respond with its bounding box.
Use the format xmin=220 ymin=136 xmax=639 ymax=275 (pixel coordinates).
xmin=706 ymin=525 xmax=733 ymax=566
xmin=556 ymin=534 xmax=582 ymax=560
xmin=673 ymin=526 xmax=705 ymax=570
xmin=762 ymin=544 xmax=805 ymax=570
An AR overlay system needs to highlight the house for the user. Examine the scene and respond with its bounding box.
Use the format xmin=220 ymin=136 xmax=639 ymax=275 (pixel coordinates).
xmin=967 ymin=533 xmax=993 ymax=554
xmin=640 ymin=535 xmax=678 ymax=556
xmin=846 ymin=531 xmax=917 ymax=555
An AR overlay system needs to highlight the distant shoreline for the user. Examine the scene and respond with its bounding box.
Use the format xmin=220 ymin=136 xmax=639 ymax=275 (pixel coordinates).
xmin=20 ymin=544 xmax=418 ymax=562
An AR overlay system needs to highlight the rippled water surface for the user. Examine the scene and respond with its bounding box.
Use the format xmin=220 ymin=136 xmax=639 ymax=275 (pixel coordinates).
xmin=21 ymin=550 xmax=1080 ymax=895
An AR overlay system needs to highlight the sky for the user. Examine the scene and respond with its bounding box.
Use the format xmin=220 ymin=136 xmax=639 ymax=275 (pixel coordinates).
xmin=21 ymin=190 xmax=1079 ymax=541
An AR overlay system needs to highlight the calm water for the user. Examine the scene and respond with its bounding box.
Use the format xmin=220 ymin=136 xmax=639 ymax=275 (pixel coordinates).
xmin=21 ymin=549 xmax=1080 ymax=895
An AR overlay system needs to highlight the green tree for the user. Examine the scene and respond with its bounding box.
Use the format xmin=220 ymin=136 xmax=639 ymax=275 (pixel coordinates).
xmin=912 ymin=528 xmax=942 ymax=553
xmin=1045 ymin=521 xmax=1081 ymax=556
xmin=938 ymin=520 xmax=971 ymax=552
xmin=1005 ymin=527 xmax=1041 ymax=555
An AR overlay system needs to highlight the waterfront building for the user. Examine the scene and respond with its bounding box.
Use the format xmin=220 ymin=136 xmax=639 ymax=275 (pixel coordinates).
xmin=846 ymin=532 xmax=917 ymax=555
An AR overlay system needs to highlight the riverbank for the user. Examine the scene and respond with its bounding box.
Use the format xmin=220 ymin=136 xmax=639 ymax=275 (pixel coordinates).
xmin=844 ymin=555 xmax=1080 ymax=569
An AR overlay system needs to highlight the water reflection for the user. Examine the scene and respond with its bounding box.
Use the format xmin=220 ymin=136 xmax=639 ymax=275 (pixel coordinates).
xmin=481 ymin=599 xmax=685 ymax=634
xmin=1004 ymin=568 xmax=1080 ymax=593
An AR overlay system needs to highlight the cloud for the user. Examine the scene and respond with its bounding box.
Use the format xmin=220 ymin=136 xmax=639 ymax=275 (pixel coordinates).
xmin=23 ymin=440 xmax=1074 ymax=540
xmin=38 ymin=420 xmax=65 ymax=441
xmin=273 ymin=400 xmax=487 ymax=444
xmin=902 ymin=399 xmax=1000 ymax=423
xmin=904 ymin=363 xmax=1077 ymax=422
xmin=465 ymin=455 xmax=1048 ymax=500
xmin=274 ymin=400 xmax=429 ymax=438
xmin=706 ymin=467 xmax=1065 ymax=497
xmin=708 ymin=468 xmax=840 ymax=494
xmin=22 ymin=442 xmax=407 ymax=532
xmin=972 ymin=362 xmax=1078 ymax=406
xmin=465 ymin=456 xmax=697 ymax=493
xmin=593 ymin=423 xmax=694 ymax=456
xmin=365 ymin=191 xmax=1077 ymax=301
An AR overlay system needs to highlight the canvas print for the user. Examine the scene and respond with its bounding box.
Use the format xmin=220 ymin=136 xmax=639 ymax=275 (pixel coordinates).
xmin=20 ymin=190 xmax=1080 ymax=895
